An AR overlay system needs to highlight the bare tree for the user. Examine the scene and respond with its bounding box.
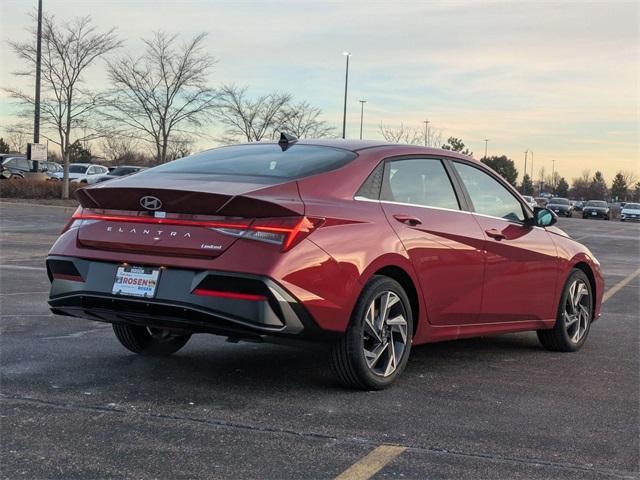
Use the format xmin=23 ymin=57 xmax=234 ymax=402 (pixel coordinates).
xmin=621 ymin=170 xmax=638 ymax=188
xmin=104 ymin=32 xmax=217 ymax=164
xmin=166 ymin=134 xmax=195 ymax=161
xmin=214 ymin=84 xmax=292 ymax=143
xmin=7 ymin=14 xmax=121 ymax=198
xmin=378 ymin=122 xmax=442 ymax=147
xmin=5 ymin=126 xmax=30 ymax=153
xmin=378 ymin=122 xmax=421 ymax=144
xmin=99 ymin=135 xmax=140 ymax=165
xmin=276 ymin=101 xmax=335 ymax=139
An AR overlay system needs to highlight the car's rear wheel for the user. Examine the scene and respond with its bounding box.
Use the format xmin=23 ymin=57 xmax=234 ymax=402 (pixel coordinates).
xmin=112 ymin=324 xmax=191 ymax=356
xmin=537 ymin=269 xmax=592 ymax=352
xmin=329 ymin=276 xmax=413 ymax=390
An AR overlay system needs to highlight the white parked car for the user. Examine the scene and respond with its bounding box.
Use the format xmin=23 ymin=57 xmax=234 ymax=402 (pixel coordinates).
xmin=620 ymin=202 xmax=640 ymax=222
xmin=522 ymin=195 xmax=538 ymax=210
xmin=51 ymin=163 xmax=110 ymax=184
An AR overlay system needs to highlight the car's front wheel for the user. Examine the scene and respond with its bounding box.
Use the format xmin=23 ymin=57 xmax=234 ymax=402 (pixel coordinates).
xmin=537 ymin=269 xmax=593 ymax=352
xmin=329 ymin=276 xmax=413 ymax=390
xmin=112 ymin=324 xmax=191 ymax=356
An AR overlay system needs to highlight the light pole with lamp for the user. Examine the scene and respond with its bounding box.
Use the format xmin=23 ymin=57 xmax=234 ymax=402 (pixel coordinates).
xmin=341 ymin=52 xmax=351 ymax=139
xmin=359 ymin=100 xmax=367 ymax=140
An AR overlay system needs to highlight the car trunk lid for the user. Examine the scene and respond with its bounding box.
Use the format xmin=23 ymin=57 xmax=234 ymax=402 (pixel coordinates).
xmin=73 ymin=174 xmax=305 ymax=258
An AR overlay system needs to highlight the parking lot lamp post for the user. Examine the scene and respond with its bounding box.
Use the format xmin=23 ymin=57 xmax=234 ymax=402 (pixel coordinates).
xmin=341 ymin=52 xmax=351 ymax=139
xmin=359 ymin=100 xmax=367 ymax=140
xmin=423 ymin=119 xmax=430 ymax=146
xmin=484 ymin=139 xmax=489 ymax=159
xmin=34 ymin=0 xmax=42 ymax=146
xmin=523 ymin=150 xmax=528 ymax=192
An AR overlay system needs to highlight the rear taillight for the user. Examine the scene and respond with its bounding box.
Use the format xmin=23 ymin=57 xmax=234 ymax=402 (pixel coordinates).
xmin=65 ymin=209 xmax=323 ymax=251
xmin=213 ymin=216 xmax=323 ymax=251
xmin=60 ymin=206 xmax=83 ymax=233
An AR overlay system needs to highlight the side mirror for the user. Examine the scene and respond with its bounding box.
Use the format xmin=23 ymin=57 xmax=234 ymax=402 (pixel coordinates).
xmin=531 ymin=207 xmax=557 ymax=227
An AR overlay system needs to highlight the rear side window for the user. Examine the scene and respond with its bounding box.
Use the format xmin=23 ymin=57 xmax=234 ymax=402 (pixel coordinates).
xmin=147 ymin=144 xmax=357 ymax=179
xmin=454 ymin=162 xmax=525 ymax=222
xmin=381 ymin=158 xmax=460 ymax=210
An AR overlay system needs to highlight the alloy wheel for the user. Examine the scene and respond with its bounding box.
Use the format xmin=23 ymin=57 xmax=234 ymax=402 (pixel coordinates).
xmin=362 ymin=291 xmax=408 ymax=377
xmin=564 ymin=280 xmax=591 ymax=343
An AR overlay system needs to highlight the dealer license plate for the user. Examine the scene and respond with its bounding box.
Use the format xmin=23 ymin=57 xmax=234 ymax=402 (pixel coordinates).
xmin=112 ymin=266 xmax=160 ymax=298
xmin=592 ymin=211 xmax=597 ymax=216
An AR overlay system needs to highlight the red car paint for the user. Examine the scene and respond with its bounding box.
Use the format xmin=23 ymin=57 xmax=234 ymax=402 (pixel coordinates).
xmin=47 ymin=140 xmax=603 ymax=345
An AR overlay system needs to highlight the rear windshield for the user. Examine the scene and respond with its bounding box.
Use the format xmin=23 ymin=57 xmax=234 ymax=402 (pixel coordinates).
xmin=549 ymin=198 xmax=570 ymax=205
xmin=586 ymin=200 xmax=607 ymax=207
xmin=146 ymin=144 xmax=357 ymax=179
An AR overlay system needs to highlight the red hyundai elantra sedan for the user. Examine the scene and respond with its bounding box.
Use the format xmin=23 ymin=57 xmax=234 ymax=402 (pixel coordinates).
xmin=47 ymin=136 xmax=603 ymax=389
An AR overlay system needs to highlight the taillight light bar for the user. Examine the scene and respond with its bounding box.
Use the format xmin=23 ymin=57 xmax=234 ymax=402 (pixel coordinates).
xmin=65 ymin=209 xmax=323 ymax=252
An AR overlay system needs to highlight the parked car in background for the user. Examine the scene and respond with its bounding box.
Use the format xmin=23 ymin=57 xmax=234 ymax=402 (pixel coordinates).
xmin=42 ymin=161 xmax=63 ymax=180
xmin=1 ymin=156 xmax=31 ymax=179
xmin=521 ymin=195 xmax=538 ymax=210
xmin=547 ymin=197 xmax=573 ymax=217
xmin=574 ymin=201 xmax=584 ymax=212
xmin=47 ymin=138 xmax=604 ymax=390
xmin=94 ymin=165 xmax=147 ymax=183
xmin=51 ymin=163 xmax=110 ymax=184
xmin=620 ymin=203 xmax=640 ymax=222
xmin=582 ymin=200 xmax=611 ymax=220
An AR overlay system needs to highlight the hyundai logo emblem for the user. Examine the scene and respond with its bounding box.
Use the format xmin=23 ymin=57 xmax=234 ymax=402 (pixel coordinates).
xmin=140 ymin=196 xmax=162 ymax=211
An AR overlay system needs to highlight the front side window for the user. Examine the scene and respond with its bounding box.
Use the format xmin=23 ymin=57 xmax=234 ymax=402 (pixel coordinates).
xmin=381 ymin=158 xmax=460 ymax=210
xmin=454 ymin=162 xmax=525 ymax=222
xmin=69 ymin=165 xmax=88 ymax=174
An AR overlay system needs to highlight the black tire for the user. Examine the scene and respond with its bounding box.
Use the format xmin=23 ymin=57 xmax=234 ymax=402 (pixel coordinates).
xmin=112 ymin=323 xmax=191 ymax=356
xmin=537 ymin=269 xmax=593 ymax=352
xmin=329 ymin=276 xmax=413 ymax=390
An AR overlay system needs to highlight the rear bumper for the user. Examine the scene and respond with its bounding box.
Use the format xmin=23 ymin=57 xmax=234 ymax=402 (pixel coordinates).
xmin=582 ymin=210 xmax=608 ymax=218
xmin=47 ymin=256 xmax=330 ymax=342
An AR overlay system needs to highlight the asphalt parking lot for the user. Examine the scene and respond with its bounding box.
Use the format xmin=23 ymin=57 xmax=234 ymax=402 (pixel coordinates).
xmin=1 ymin=201 xmax=638 ymax=480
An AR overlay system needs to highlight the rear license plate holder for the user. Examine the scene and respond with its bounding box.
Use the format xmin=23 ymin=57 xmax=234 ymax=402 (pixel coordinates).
xmin=112 ymin=265 xmax=160 ymax=298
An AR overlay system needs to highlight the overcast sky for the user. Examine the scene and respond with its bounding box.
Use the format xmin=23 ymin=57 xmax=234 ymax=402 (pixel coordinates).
xmin=1 ymin=0 xmax=638 ymax=181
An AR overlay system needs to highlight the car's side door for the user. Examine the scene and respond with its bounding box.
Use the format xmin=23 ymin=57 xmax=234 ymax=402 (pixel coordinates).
xmin=379 ymin=157 xmax=486 ymax=325
xmin=450 ymin=160 xmax=559 ymax=323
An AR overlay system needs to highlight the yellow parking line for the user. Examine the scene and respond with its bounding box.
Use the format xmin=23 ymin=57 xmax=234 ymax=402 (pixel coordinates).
xmin=602 ymin=267 xmax=640 ymax=304
xmin=335 ymin=445 xmax=407 ymax=480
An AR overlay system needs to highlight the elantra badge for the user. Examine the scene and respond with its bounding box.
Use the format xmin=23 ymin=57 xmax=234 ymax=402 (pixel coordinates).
xmin=140 ymin=196 xmax=162 ymax=211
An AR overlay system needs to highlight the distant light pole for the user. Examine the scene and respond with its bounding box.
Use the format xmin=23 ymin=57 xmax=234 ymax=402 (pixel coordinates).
xmin=423 ymin=119 xmax=430 ymax=147
xmin=523 ymin=150 xmax=529 ymax=177
xmin=358 ymin=100 xmax=367 ymax=140
xmin=32 ymin=0 xmax=43 ymax=171
xmin=34 ymin=0 xmax=42 ymax=145
xmin=341 ymin=52 xmax=351 ymax=139
xmin=483 ymin=139 xmax=489 ymax=159
xmin=552 ymin=159 xmax=556 ymax=193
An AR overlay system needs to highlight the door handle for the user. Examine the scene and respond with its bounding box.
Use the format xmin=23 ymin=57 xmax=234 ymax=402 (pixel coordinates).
xmin=393 ymin=214 xmax=422 ymax=226
xmin=485 ymin=228 xmax=505 ymax=240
